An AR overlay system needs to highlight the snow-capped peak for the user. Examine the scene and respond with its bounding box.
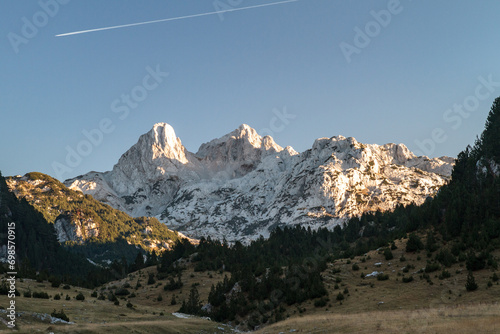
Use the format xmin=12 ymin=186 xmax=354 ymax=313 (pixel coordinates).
xmin=66 ymin=122 xmax=455 ymax=242
xmin=196 ymin=124 xmax=283 ymax=160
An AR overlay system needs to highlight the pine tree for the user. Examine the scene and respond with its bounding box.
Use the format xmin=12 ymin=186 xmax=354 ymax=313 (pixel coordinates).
xmin=179 ymin=286 xmax=203 ymax=315
xmin=465 ymin=271 xmax=478 ymax=291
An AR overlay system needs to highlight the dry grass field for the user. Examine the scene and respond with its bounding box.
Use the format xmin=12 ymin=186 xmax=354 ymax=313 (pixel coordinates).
xmin=1 ymin=236 xmax=500 ymax=333
xmin=255 ymin=303 xmax=500 ymax=333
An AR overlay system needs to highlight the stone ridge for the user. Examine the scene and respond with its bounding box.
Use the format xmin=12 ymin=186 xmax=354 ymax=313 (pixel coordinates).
xmin=65 ymin=123 xmax=455 ymax=242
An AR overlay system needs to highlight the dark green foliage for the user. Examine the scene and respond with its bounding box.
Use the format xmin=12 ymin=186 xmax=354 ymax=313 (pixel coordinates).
xmin=32 ymin=291 xmax=49 ymax=299
xmin=436 ymin=249 xmax=456 ymax=267
xmin=314 ymin=297 xmax=329 ymax=307
xmin=179 ymin=286 xmax=203 ymax=315
xmin=439 ymin=270 xmax=451 ymax=280
xmin=164 ymin=274 xmax=183 ymax=291
xmin=336 ymin=292 xmax=344 ymax=301
xmin=90 ymin=291 xmax=98 ymax=298
xmin=352 ymin=263 xmax=359 ymax=271
xmin=170 ymin=295 xmax=177 ymax=305
xmin=49 ymin=276 xmax=61 ymax=288
xmin=424 ymin=263 xmax=440 ymax=273
xmin=23 ymin=290 xmax=31 ymax=298
xmin=377 ymin=273 xmax=389 ymax=281
xmin=402 ymin=276 xmax=414 ymax=283
xmin=147 ymin=273 xmax=156 ymax=285
xmin=383 ymin=248 xmax=394 ymax=260
xmin=75 ymin=292 xmax=85 ymax=301
xmin=425 ymin=232 xmax=438 ymax=253
xmin=157 ymin=294 xmax=163 ymax=302
xmin=466 ymin=252 xmax=486 ymax=271
xmin=51 ymin=309 xmax=69 ymax=322
xmin=402 ymin=264 xmax=415 ymax=273
xmin=54 ymin=293 xmax=61 ymax=300
xmin=492 ymin=273 xmax=499 ymax=282
xmin=406 ymin=234 xmax=424 ymax=253
xmin=115 ymin=288 xmax=130 ymax=296
xmin=466 ymin=272 xmax=478 ymax=291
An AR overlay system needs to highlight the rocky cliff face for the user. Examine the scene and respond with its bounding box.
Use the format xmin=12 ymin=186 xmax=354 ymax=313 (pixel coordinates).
xmin=65 ymin=123 xmax=454 ymax=242
xmin=53 ymin=213 xmax=99 ymax=243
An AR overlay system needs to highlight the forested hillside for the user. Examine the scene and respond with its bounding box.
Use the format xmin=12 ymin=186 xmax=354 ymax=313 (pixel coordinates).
xmin=6 ymin=172 xmax=185 ymax=264
xmin=0 ymin=173 xmax=115 ymax=287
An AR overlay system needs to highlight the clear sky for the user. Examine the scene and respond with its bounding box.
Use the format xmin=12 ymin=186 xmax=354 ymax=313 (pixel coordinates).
xmin=1 ymin=1 xmax=500 ymax=180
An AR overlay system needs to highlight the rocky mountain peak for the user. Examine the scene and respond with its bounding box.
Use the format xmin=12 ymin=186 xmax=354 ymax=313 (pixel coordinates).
xmin=196 ymin=124 xmax=283 ymax=160
xmin=139 ymin=122 xmax=189 ymax=163
xmin=66 ymin=122 xmax=455 ymax=242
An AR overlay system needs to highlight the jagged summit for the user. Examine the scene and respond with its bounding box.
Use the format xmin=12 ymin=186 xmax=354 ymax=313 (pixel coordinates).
xmin=196 ymin=124 xmax=283 ymax=163
xmin=66 ymin=122 xmax=455 ymax=242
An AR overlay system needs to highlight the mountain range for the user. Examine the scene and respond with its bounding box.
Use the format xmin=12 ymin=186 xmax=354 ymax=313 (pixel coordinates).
xmin=64 ymin=123 xmax=455 ymax=242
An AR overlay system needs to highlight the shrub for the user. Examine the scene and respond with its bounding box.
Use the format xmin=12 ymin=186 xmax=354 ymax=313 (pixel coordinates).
xmin=336 ymin=292 xmax=344 ymax=301
xmin=50 ymin=276 xmax=62 ymax=288
xmin=51 ymin=309 xmax=69 ymax=322
xmin=23 ymin=290 xmax=32 ymax=298
xmin=384 ymin=248 xmax=394 ymax=260
xmin=164 ymin=277 xmax=183 ymax=291
xmin=32 ymin=291 xmax=49 ymax=299
xmin=314 ymin=297 xmax=329 ymax=307
xmin=91 ymin=291 xmax=98 ymax=298
xmin=170 ymin=295 xmax=177 ymax=305
xmin=115 ymin=288 xmax=131 ymax=296
xmin=406 ymin=234 xmax=424 ymax=252
xmin=402 ymin=276 xmax=414 ymax=283
xmin=75 ymin=292 xmax=85 ymax=301
xmin=54 ymin=293 xmax=61 ymax=300
xmin=466 ymin=252 xmax=486 ymax=271
xmin=127 ymin=301 xmax=134 ymax=308
xmin=108 ymin=293 xmax=118 ymax=302
xmin=492 ymin=273 xmax=499 ymax=282
xmin=63 ymin=285 xmax=71 ymax=290
xmin=439 ymin=270 xmax=451 ymax=280
xmin=65 ymin=294 xmax=70 ymax=301
xmin=147 ymin=273 xmax=156 ymax=285
xmin=157 ymin=294 xmax=163 ymax=302
xmin=436 ymin=249 xmax=456 ymax=267
xmin=352 ymin=263 xmax=359 ymax=271
xmin=425 ymin=262 xmax=440 ymax=273
xmin=377 ymin=274 xmax=389 ymax=281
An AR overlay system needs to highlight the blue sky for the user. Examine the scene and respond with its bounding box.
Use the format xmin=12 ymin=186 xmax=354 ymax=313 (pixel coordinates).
xmin=1 ymin=0 xmax=500 ymax=180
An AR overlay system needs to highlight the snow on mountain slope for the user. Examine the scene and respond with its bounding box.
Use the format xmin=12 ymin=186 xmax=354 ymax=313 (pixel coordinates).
xmin=65 ymin=123 xmax=454 ymax=242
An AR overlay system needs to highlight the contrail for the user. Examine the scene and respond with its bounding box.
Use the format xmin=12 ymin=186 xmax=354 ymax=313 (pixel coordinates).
xmin=56 ymin=0 xmax=298 ymax=37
